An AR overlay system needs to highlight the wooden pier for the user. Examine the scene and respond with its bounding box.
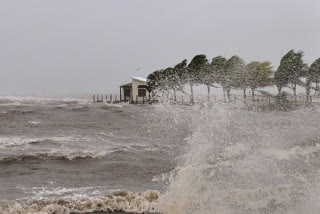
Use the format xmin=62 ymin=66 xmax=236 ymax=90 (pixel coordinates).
xmin=92 ymin=94 xmax=149 ymax=104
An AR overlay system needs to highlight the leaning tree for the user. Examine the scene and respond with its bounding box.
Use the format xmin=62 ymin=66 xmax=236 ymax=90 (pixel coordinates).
xmin=198 ymin=63 xmax=218 ymax=101
xmin=173 ymin=59 xmax=188 ymax=100
xmin=226 ymin=55 xmax=248 ymax=99
xmin=212 ymin=56 xmax=228 ymax=100
xmin=187 ymin=54 xmax=209 ymax=102
xmin=247 ymin=61 xmax=274 ymax=100
xmin=309 ymin=58 xmax=320 ymax=96
xmin=275 ymin=50 xmax=306 ymax=102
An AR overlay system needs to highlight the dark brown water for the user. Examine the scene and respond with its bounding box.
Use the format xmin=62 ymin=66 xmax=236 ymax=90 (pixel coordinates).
xmin=2 ymin=96 xmax=320 ymax=214
xmin=0 ymin=96 xmax=180 ymax=213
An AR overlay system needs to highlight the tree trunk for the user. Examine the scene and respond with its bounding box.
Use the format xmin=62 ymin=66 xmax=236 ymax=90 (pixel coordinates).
xmin=227 ymin=89 xmax=231 ymax=100
xmin=207 ymin=86 xmax=211 ymax=101
xmin=306 ymin=88 xmax=310 ymax=104
xmin=293 ymin=85 xmax=297 ymax=103
xmin=277 ymin=86 xmax=282 ymax=95
xmin=190 ymin=84 xmax=194 ymax=103
xmin=243 ymin=88 xmax=246 ymax=99
xmin=251 ymin=89 xmax=255 ymax=101
xmin=314 ymin=82 xmax=319 ymax=96
xmin=306 ymin=78 xmax=311 ymax=105
xmin=223 ymin=88 xmax=226 ymax=101
xmin=173 ymin=89 xmax=176 ymax=102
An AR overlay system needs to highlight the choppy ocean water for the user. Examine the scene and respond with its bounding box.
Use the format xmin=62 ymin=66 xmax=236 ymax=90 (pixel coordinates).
xmin=1 ymin=95 xmax=320 ymax=214
xmin=0 ymin=96 xmax=178 ymax=213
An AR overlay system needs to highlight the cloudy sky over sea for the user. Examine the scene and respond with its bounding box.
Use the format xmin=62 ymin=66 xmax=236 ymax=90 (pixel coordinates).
xmin=1 ymin=0 xmax=319 ymax=94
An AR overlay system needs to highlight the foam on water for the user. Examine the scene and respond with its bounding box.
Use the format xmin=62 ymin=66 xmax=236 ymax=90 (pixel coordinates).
xmin=151 ymin=103 xmax=320 ymax=214
xmin=0 ymin=136 xmax=74 ymax=148
xmin=0 ymin=190 xmax=160 ymax=214
xmin=17 ymin=186 xmax=107 ymax=199
xmin=0 ymin=150 xmax=108 ymax=162
xmin=2 ymin=98 xmax=320 ymax=213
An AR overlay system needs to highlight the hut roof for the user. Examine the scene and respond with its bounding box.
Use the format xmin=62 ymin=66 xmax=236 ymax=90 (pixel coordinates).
xmin=132 ymin=77 xmax=147 ymax=82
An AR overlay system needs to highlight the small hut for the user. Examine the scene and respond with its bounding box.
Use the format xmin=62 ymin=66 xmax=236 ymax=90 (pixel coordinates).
xmin=119 ymin=77 xmax=149 ymax=103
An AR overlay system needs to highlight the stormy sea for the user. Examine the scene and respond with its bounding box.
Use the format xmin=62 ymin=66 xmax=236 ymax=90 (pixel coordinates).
xmin=1 ymin=95 xmax=320 ymax=214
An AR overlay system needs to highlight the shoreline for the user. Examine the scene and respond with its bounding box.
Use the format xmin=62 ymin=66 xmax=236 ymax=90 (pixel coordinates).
xmin=73 ymin=212 xmax=160 ymax=214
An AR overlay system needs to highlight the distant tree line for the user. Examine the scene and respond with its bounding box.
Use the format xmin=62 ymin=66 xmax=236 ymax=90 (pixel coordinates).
xmin=147 ymin=50 xmax=320 ymax=104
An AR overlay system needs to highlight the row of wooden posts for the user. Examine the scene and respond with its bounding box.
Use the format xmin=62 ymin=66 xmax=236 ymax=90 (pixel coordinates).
xmin=93 ymin=95 xmax=120 ymax=103
xmin=92 ymin=94 xmax=148 ymax=104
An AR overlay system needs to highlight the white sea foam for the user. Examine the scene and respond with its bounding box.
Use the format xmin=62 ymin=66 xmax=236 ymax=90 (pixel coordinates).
xmin=262 ymin=142 xmax=320 ymax=160
xmin=0 ymin=95 xmax=90 ymax=105
xmin=0 ymin=190 xmax=160 ymax=214
xmin=27 ymin=121 xmax=40 ymax=125
xmin=103 ymin=103 xmax=128 ymax=108
xmin=0 ymin=150 xmax=107 ymax=162
xmin=17 ymin=186 xmax=107 ymax=199
xmin=150 ymin=103 xmax=320 ymax=214
xmin=0 ymin=136 xmax=73 ymax=148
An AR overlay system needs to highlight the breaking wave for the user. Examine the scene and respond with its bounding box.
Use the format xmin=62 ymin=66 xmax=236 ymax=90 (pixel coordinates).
xmin=0 ymin=190 xmax=160 ymax=214
xmin=0 ymin=136 xmax=73 ymax=148
xmin=149 ymin=103 xmax=320 ymax=214
xmin=0 ymin=151 xmax=107 ymax=162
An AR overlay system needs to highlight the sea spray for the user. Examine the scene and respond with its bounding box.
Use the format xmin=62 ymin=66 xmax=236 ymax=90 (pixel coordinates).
xmin=149 ymin=102 xmax=320 ymax=214
xmin=0 ymin=190 xmax=160 ymax=214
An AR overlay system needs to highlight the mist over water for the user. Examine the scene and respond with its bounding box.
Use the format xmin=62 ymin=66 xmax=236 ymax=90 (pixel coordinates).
xmin=153 ymin=103 xmax=320 ymax=214
xmin=1 ymin=96 xmax=320 ymax=213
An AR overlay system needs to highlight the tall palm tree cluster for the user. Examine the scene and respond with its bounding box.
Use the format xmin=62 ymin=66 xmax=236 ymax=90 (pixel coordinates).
xmin=147 ymin=50 xmax=320 ymax=103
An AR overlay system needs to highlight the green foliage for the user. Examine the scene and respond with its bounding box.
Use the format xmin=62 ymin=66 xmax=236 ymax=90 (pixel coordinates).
xmin=287 ymin=50 xmax=307 ymax=87
xmin=211 ymin=56 xmax=227 ymax=87
xmin=147 ymin=59 xmax=188 ymax=99
xmin=309 ymin=58 xmax=320 ymax=84
xmin=247 ymin=61 xmax=274 ymax=90
xmin=188 ymin=54 xmax=209 ymax=70
xmin=225 ymin=55 xmax=248 ymax=89
xmin=146 ymin=50 xmax=318 ymax=102
xmin=187 ymin=54 xmax=209 ymax=84
xmin=146 ymin=70 xmax=160 ymax=93
xmin=275 ymin=50 xmax=307 ymax=94
xmin=173 ymin=59 xmax=188 ymax=84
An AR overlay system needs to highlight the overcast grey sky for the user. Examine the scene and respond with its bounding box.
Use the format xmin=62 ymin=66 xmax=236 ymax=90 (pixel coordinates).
xmin=1 ymin=0 xmax=319 ymax=94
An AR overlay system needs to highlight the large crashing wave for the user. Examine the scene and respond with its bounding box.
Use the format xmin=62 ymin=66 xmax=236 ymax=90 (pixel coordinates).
xmin=148 ymin=103 xmax=320 ymax=214
xmin=0 ymin=190 xmax=160 ymax=214
xmin=2 ymin=102 xmax=320 ymax=213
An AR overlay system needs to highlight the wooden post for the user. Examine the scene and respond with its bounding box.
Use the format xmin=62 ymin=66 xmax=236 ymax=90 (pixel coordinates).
xmin=110 ymin=95 xmax=112 ymax=102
